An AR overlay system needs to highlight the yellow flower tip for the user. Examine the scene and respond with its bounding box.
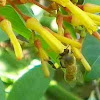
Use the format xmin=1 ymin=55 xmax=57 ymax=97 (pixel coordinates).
xmin=83 ymin=3 xmax=100 ymax=13
xmin=0 ymin=19 xmax=23 ymax=60
xmin=87 ymin=26 xmax=97 ymax=35
xmin=26 ymin=17 xmax=42 ymax=32
xmin=13 ymin=39 xmax=23 ymax=60
xmin=81 ymin=56 xmax=91 ymax=71
xmin=17 ymin=54 xmax=23 ymax=60
xmin=0 ymin=19 xmax=12 ymax=33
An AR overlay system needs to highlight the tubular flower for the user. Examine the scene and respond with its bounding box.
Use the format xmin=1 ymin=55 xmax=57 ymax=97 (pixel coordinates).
xmin=83 ymin=3 xmax=100 ymax=13
xmin=44 ymin=27 xmax=81 ymax=48
xmin=0 ymin=19 xmax=23 ymax=60
xmin=39 ymin=50 xmax=50 ymax=78
xmin=41 ymin=59 xmax=50 ymax=78
xmin=72 ymin=47 xmax=91 ymax=71
xmin=71 ymin=13 xmax=100 ymax=28
xmin=34 ymin=39 xmax=49 ymax=61
xmin=34 ymin=40 xmax=50 ymax=77
xmin=86 ymin=12 xmax=100 ymax=22
xmin=94 ymin=21 xmax=100 ymax=26
xmin=85 ymin=12 xmax=100 ymax=26
xmin=51 ymin=0 xmax=97 ymax=34
xmin=53 ymin=33 xmax=81 ymax=49
xmin=26 ymin=17 xmax=66 ymax=54
xmin=71 ymin=15 xmax=82 ymax=26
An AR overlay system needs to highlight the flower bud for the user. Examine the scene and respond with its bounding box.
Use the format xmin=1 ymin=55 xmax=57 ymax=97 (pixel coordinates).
xmin=83 ymin=3 xmax=100 ymax=13
xmin=0 ymin=19 xmax=23 ymax=60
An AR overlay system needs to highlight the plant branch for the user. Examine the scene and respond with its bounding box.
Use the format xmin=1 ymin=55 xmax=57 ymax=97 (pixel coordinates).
xmin=7 ymin=0 xmax=30 ymax=21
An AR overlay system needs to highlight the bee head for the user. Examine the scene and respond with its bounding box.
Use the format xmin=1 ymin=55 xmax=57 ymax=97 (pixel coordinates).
xmin=59 ymin=48 xmax=76 ymax=68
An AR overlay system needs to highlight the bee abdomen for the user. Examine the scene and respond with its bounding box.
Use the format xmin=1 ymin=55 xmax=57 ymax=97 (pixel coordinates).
xmin=66 ymin=74 xmax=76 ymax=81
xmin=65 ymin=65 xmax=77 ymax=81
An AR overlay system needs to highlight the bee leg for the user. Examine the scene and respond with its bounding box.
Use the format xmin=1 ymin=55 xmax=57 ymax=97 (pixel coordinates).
xmin=48 ymin=60 xmax=57 ymax=69
xmin=60 ymin=61 xmax=66 ymax=68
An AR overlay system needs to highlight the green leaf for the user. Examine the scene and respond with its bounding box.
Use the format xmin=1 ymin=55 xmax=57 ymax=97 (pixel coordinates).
xmin=0 ymin=48 xmax=30 ymax=75
xmin=40 ymin=16 xmax=55 ymax=30
xmin=82 ymin=34 xmax=100 ymax=66
xmin=84 ymin=0 xmax=100 ymax=5
xmin=88 ymin=91 xmax=96 ymax=100
xmin=7 ymin=67 xmax=54 ymax=100
xmin=0 ymin=5 xmax=32 ymax=40
xmin=85 ymin=56 xmax=100 ymax=81
xmin=46 ymin=85 xmax=83 ymax=100
xmin=77 ymin=0 xmax=84 ymax=4
xmin=82 ymin=34 xmax=100 ymax=81
xmin=63 ymin=21 xmax=77 ymax=39
xmin=17 ymin=4 xmax=34 ymax=17
xmin=0 ymin=79 xmax=5 ymax=100
xmin=59 ymin=7 xmax=68 ymax=15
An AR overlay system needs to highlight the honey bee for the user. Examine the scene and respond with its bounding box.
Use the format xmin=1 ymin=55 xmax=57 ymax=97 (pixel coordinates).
xmin=59 ymin=48 xmax=77 ymax=81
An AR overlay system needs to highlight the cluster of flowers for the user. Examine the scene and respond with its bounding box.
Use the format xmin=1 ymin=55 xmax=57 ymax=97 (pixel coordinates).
xmin=0 ymin=0 xmax=100 ymax=79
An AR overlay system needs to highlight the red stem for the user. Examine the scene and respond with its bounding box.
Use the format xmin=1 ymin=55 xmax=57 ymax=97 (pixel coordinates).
xmin=34 ymin=39 xmax=41 ymax=49
xmin=7 ymin=0 xmax=30 ymax=21
xmin=29 ymin=0 xmax=51 ymax=13
xmin=77 ymin=5 xmax=84 ymax=10
xmin=0 ymin=16 xmax=5 ymax=22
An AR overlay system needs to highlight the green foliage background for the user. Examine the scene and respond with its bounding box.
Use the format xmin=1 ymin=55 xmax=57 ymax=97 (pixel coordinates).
xmin=0 ymin=0 xmax=100 ymax=100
